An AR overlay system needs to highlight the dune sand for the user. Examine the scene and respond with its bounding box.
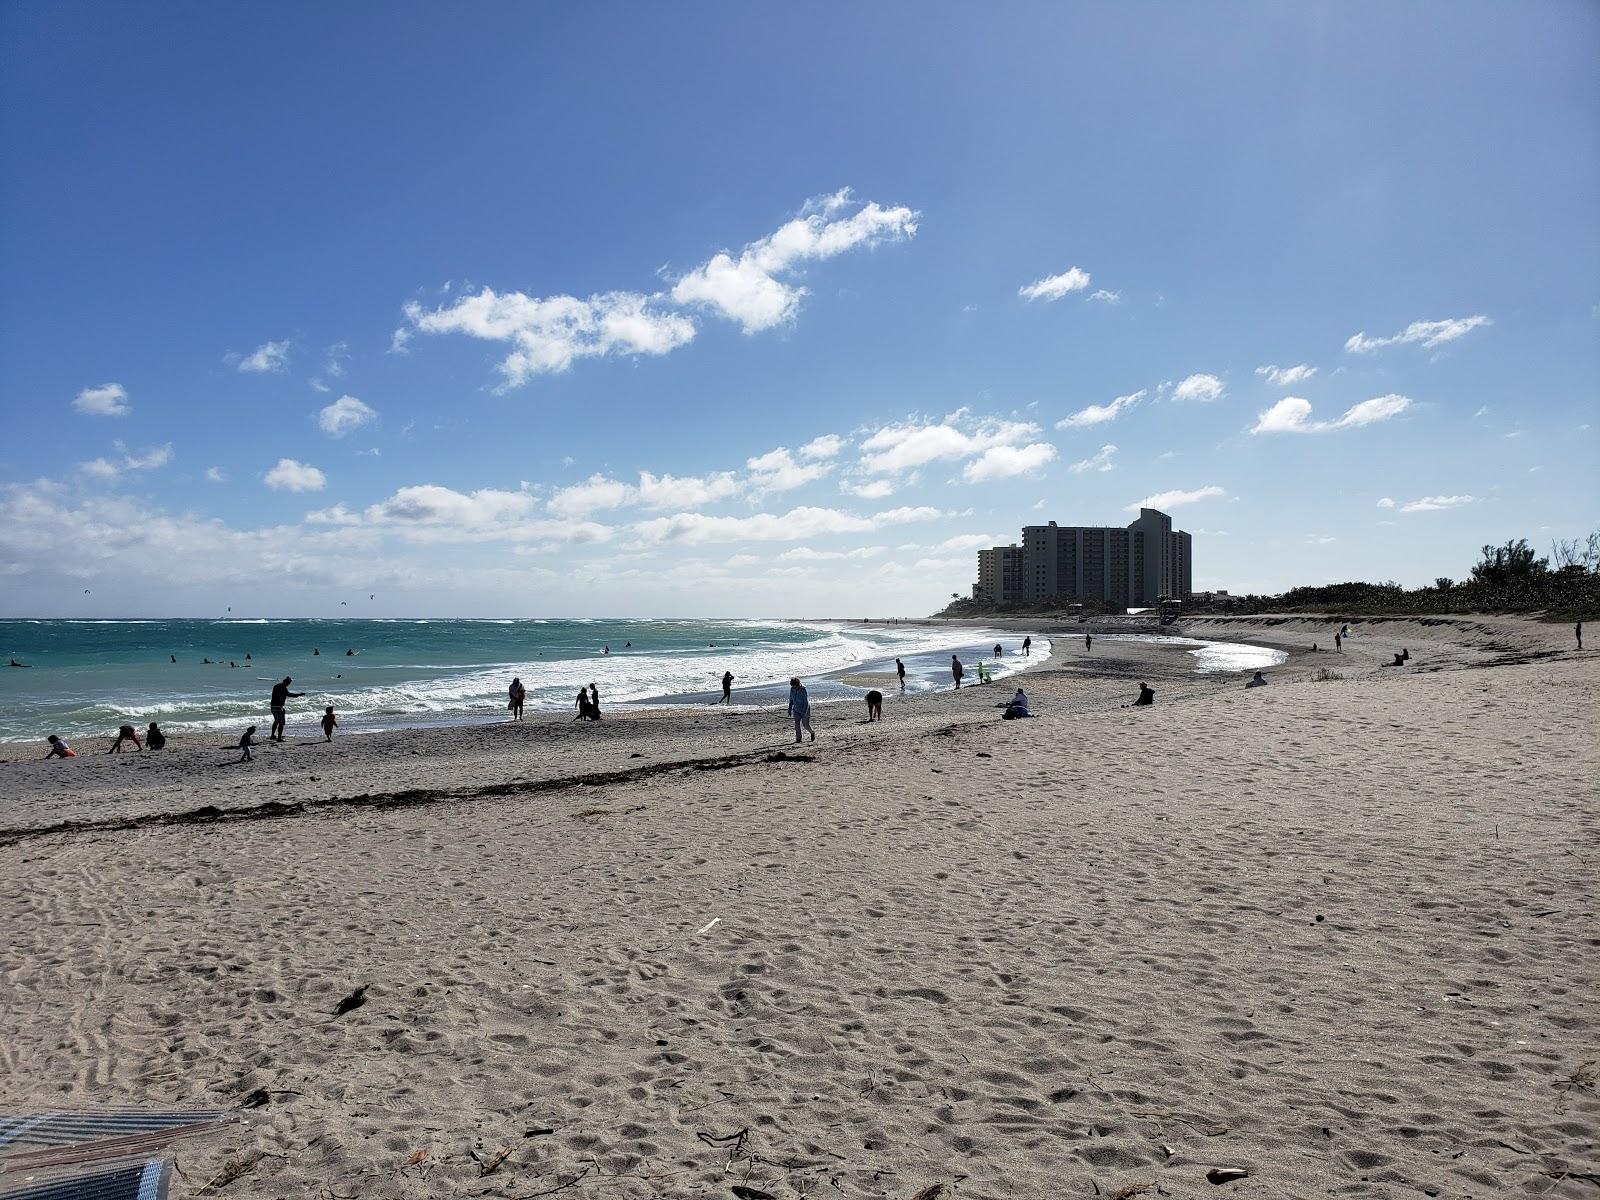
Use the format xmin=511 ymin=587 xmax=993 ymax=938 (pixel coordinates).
xmin=1 ymin=615 xmax=1595 ymax=1198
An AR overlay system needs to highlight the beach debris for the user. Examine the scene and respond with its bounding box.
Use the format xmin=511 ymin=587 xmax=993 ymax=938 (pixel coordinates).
xmin=1205 ymin=1167 xmax=1249 ymax=1184
xmin=333 ymin=985 xmax=368 ymax=1016
xmin=1109 ymin=1185 xmax=1151 ymax=1200
xmin=239 ymin=1088 xmax=270 ymax=1109
xmin=404 ymin=1149 xmax=429 ymax=1166
xmin=1555 ymin=1059 xmax=1597 ymax=1112
xmin=473 ymin=1145 xmax=513 ymax=1177
xmin=199 ymin=1149 xmax=268 ymax=1193
xmin=912 ymin=1186 xmax=946 ymax=1200
xmin=695 ymin=917 xmax=722 ymax=936
xmin=764 ymin=751 xmax=813 ymax=763
xmin=0 ymin=1109 xmax=239 ymax=1170
xmin=523 ymin=1127 xmax=555 ymax=1138
xmin=730 ymin=1187 xmax=776 ymax=1200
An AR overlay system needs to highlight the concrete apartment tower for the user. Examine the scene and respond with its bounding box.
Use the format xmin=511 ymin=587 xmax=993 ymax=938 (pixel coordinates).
xmin=972 ymin=507 xmax=1191 ymax=607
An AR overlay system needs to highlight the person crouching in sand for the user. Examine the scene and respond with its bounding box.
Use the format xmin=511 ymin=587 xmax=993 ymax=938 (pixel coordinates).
xmin=321 ymin=705 xmax=338 ymax=741
xmin=44 ymin=734 xmax=76 ymax=758
xmin=145 ymin=722 xmax=166 ymax=750
xmin=787 ymin=677 xmax=814 ymax=744
xmin=1130 ymin=682 xmax=1155 ymax=707
xmin=864 ymin=689 xmax=883 ymax=722
xmin=237 ymin=725 xmax=257 ymax=762
xmin=108 ymin=723 xmax=142 ymax=753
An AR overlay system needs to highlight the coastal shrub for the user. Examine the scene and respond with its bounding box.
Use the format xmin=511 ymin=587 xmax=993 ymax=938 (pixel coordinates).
xmin=1313 ymin=667 xmax=1343 ymax=682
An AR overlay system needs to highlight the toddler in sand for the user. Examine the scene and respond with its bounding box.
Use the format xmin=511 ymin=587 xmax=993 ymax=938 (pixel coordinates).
xmin=237 ymin=725 xmax=257 ymax=762
xmin=321 ymin=705 xmax=338 ymax=741
xmin=44 ymin=734 xmax=76 ymax=758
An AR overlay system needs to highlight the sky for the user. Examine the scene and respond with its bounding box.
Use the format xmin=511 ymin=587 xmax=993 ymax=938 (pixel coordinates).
xmin=1 ymin=1 xmax=1596 ymax=618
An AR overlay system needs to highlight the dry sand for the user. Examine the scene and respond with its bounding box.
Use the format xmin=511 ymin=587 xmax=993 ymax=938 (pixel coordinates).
xmin=1 ymin=615 xmax=1595 ymax=1198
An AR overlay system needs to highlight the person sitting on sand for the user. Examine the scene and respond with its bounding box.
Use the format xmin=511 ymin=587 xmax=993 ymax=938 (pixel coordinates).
xmin=951 ymin=654 xmax=964 ymax=690
xmin=1002 ymin=687 xmax=1031 ymax=719
xmin=787 ymin=677 xmax=814 ymax=744
xmin=237 ymin=725 xmax=257 ymax=762
xmin=44 ymin=734 xmax=75 ymax=758
xmin=864 ymin=689 xmax=883 ymax=722
xmin=145 ymin=722 xmax=166 ymax=751
xmin=1387 ymin=649 xmax=1411 ymax=667
xmin=1246 ymin=671 xmax=1268 ymax=688
xmin=109 ymin=723 xmax=143 ymax=753
xmin=718 ymin=670 xmax=734 ymax=705
xmin=1132 ymin=682 xmax=1155 ymax=707
xmin=508 ymin=676 xmax=526 ymax=721
xmin=321 ymin=705 xmax=338 ymax=742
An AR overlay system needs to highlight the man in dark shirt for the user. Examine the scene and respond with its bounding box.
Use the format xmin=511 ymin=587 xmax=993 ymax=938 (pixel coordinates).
xmin=269 ymin=676 xmax=303 ymax=742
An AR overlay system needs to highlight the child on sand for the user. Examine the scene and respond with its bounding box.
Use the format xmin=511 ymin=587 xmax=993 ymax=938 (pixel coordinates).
xmin=238 ymin=725 xmax=257 ymax=762
xmin=145 ymin=722 xmax=166 ymax=750
xmin=321 ymin=706 xmax=338 ymax=741
xmin=44 ymin=734 xmax=76 ymax=758
xmin=108 ymin=724 xmax=143 ymax=753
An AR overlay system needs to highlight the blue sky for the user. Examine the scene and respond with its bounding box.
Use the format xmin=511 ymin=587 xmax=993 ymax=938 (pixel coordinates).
xmin=1 ymin=1 xmax=1596 ymax=617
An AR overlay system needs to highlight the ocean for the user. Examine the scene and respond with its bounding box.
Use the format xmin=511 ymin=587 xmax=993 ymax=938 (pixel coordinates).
xmin=0 ymin=618 xmax=1050 ymax=742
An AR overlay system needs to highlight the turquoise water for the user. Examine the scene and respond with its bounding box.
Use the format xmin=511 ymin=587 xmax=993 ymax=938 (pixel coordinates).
xmin=0 ymin=618 xmax=1045 ymax=741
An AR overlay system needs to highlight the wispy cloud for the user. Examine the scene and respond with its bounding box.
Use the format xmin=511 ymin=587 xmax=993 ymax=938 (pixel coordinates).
xmin=1125 ymin=485 xmax=1225 ymax=513
xmin=73 ymin=382 xmax=130 ymax=417
xmin=1058 ymin=390 xmax=1143 ymax=428
xmin=1344 ymin=315 xmax=1490 ymax=354
xmin=1019 ymin=266 xmax=1092 ymax=302
xmin=1376 ymin=496 xmax=1395 ymax=508
xmin=859 ymin=411 xmax=1043 ymax=475
xmin=634 ymin=504 xmax=943 ymax=546
xmin=236 ymin=340 xmax=292 ymax=374
xmin=1087 ymin=289 xmax=1121 ymax=304
xmin=1398 ymin=494 xmax=1474 ymax=513
xmin=1255 ymin=363 xmax=1317 ymax=386
xmin=1069 ymin=444 xmax=1117 ymax=473
xmin=1251 ymin=394 xmax=1411 ymax=434
xmin=962 ymin=442 xmax=1057 ymax=482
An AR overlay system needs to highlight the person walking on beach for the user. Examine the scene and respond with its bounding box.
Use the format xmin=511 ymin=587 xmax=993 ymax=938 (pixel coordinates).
xmin=864 ymin=689 xmax=883 ymax=722
xmin=145 ymin=722 xmax=166 ymax=750
xmin=1084 ymin=632 xmax=1093 ymax=653
xmin=589 ymin=683 xmax=602 ymax=719
xmin=508 ymin=676 xmax=526 ymax=721
xmin=1578 ymin=621 xmax=1584 ymax=650
xmin=1335 ymin=631 xmax=1343 ymax=652
xmin=320 ymin=706 xmax=338 ymax=741
xmin=269 ymin=676 xmax=303 ymax=742
xmin=237 ymin=725 xmax=258 ymax=762
xmin=108 ymin=723 xmax=142 ymax=753
xmin=895 ymin=658 xmax=906 ymax=691
xmin=573 ymin=688 xmax=593 ymax=721
xmin=787 ymin=677 xmax=814 ymax=743
xmin=951 ymin=654 xmax=965 ymax=689
xmin=718 ymin=670 xmax=734 ymax=704
xmin=1022 ymin=636 xmax=1031 ymax=657
xmin=44 ymin=734 xmax=76 ymax=758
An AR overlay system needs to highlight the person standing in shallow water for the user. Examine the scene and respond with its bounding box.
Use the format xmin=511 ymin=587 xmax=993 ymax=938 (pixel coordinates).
xmin=1022 ymin=636 xmax=1031 ymax=657
xmin=950 ymin=654 xmax=964 ymax=690
xmin=269 ymin=676 xmax=303 ymax=742
xmin=787 ymin=677 xmax=814 ymax=743
xmin=508 ymin=676 xmax=525 ymax=721
xmin=895 ymin=658 xmax=906 ymax=691
xmin=717 ymin=670 xmax=734 ymax=704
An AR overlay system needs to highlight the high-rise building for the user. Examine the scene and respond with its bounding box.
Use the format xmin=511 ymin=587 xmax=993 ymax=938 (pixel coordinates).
xmin=971 ymin=507 xmax=1192 ymax=607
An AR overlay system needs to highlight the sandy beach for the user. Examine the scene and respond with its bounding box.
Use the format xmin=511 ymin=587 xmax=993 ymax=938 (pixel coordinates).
xmin=1 ymin=614 xmax=1595 ymax=1198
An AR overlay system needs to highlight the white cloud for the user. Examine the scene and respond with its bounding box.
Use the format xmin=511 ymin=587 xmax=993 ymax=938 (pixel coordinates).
xmin=1088 ymin=289 xmax=1122 ymax=304
xmin=1376 ymin=496 xmax=1395 ymax=508
xmin=634 ymin=504 xmax=941 ymax=546
xmin=318 ymin=394 xmax=378 ymax=437
xmin=547 ymin=473 xmax=636 ymax=518
xmin=80 ymin=457 xmax=121 ymax=480
xmin=935 ymin=533 xmax=1003 ymax=552
xmin=962 ymin=442 xmax=1057 ymax=483
xmin=1251 ymin=393 xmax=1411 ymax=434
xmin=1344 ymin=315 xmax=1491 ymax=354
xmin=671 ymin=190 xmax=918 ymax=333
xmin=1069 ymin=444 xmax=1117 ymax=474
xmin=118 ymin=442 xmax=173 ymax=470
xmin=1019 ymin=267 xmax=1091 ymax=302
xmin=205 ymin=467 xmax=226 ymax=483
xmin=1171 ymin=373 xmax=1224 ymax=403
xmin=798 ymin=433 xmax=845 ymax=461
xmin=859 ymin=413 xmax=1042 ymax=474
xmin=406 ymin=289 xmax=695 ymax=388
xmin=1306 ymin=535 xmax=1338 ymax=545
xmin=1399 ymin=494 xmax=1474 ymax=513
xmin=1125 ymin=485 xmax=1226 ymax=513
xmin=389 ymin=327 xmax=412 ymax=355
xmin=324 ymin=342 xmax=349 ymax=378
xmin=73 ymin=383 xmax=130 ymax=417
xmin=1057 ymin=389 xmax=1144 ymax=429
xmin=778 ymin=545 xmax=886 ymax=561
xmin=237 ymin=340 xmax=291 ymax=374
xmin=1255 ymin=363 xmax=1317 ymax=386
xmin=636 ymin=469 xmax=742 ymax=510
xmin=264 ymin=458 xmax=327 ymax=493
xmin=746 ymin=446 xmax=832 ymax=494
xmin=348 ymin=484 xmax=611 ymax=543
xmin=840 ymin=478 xmax=896 ymax=500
